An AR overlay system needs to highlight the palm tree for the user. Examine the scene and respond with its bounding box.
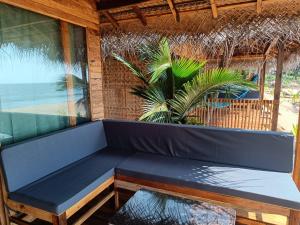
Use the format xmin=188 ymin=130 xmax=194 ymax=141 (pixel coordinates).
xmin=113 ymin=38 xmax=255 ymax=124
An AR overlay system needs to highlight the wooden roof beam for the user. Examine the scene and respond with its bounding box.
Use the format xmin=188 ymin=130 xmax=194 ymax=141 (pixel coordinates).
xmin=167 ymin=0 xmax=180 ymax=22
xmin=210 ymin=0 xmax=218 ymax=19
xmin=102 ymin=11 xmax=119 ymax=29
xmin=265 ymin=37 xmax=279 ymax=56
xmin=98 ymin=0 xmax=152 ymax=10
xmin=256 ymin=0 xmax=262 ymax=14
xmin=208 ymin=54 xmax=266 ymax=62
xmin=100 ymin=0 xmax=285 ymax=26
xmin=132 ymin=6 xmax=147 ymax=26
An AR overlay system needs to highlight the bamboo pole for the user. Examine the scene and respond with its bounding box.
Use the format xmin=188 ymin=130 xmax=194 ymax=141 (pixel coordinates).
xmin=271 ymin=42 xmax=284 ymax=131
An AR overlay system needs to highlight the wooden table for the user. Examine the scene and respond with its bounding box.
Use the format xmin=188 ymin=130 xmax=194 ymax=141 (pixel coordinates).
xmin=109 ymin=189 xmax=236 ymax=225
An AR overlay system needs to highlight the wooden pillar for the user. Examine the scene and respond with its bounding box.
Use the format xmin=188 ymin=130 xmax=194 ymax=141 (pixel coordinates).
xmin=271 ymin=43 xmax=284 ymax=131
xmin=219 ymin=54 xmax=230 ymax=68
xmin=60 ymin=21 xmax=77 ymax=126
xmin=0 ymin=165 xmax=9 ymax=225
xmin=293 ymin=109 xmax=300 ymax=189
xmin=114 ymin=189 xmax=120 ymax=210
xmin=86 ymin=29 xmax=105 ymax=120
xmin=0 ymin=184 xmax=8 ymax=225
xmin=289 ymin=210 xmax=300 ymax=225
xmin=259 ymin=57 xmax=267 ymax=100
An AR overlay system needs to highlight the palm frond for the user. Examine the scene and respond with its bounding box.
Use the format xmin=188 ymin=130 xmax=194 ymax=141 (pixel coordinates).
xmin=172 ymin=58 xmax=205 ymax=79
xmin=56 ymin=74 xmax=85 ymax=91
xmin=172 ymin=58 xmax=206 ymax=88
xmin=138 ymin=40 xmax=161 ymax=63
xmin=112 ymin=53 xmax=148 ymax=84
xmin=170 ymin=68 xmax=256 ymax=122
xmin=137 ymin=86 xmax=170 ymax=123
xmin=131 ymin=85 xmax=148 ymax=99
xmin=149 ymin=38 xmax=172 ymax=83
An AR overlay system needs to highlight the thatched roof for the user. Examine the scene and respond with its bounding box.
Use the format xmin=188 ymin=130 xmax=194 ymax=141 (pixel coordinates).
xmin=100 ymin=0 xmax=300 ymax=71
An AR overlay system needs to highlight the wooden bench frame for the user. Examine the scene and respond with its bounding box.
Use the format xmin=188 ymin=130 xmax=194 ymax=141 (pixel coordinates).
xmin=115 ymin=175 xmax=300 ymax=225
xmin=0 ymin=174 xmax=118 ymax=225
xmin=1 ymin=172 xmax=300 ymax=225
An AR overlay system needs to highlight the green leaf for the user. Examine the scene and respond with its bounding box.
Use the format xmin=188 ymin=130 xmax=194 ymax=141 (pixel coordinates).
xmin=112 ymin=53 xmax=148 ymax=83
xmin=172 ymin=58 xmax=206 ymax=89
xmin=137 ymin=86 xmax=171 ymax=123
xmin=149 ymin=38 xmax=172 ymax=83
xmin=170 ymin=68 xmax=256 ymax=122
xmin=172 ymin=58 xmax=206 ymax=79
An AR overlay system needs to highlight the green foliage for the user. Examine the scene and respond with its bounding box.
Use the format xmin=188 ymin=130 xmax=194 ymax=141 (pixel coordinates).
xmin=292 ymin=92 xmax=300 ymax=104
xmin=113 ymin=38 xmax=255 ymax=124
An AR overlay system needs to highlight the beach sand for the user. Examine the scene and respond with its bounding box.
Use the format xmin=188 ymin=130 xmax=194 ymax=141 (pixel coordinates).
xmin=1 ymin=101 xmax=81 ymax=117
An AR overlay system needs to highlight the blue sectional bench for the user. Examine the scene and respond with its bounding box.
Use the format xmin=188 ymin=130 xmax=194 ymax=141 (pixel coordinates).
xmin=0 ymin=120 xmax=300 ymax=225
xmin=0 ymin=121 xmax=133 ymax=225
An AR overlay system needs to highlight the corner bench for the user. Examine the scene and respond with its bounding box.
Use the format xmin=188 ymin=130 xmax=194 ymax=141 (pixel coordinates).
xmin=0 ymin=122 xmax=132 ymax=225
xmin=0 ymin=120 xmax=300 ymax=225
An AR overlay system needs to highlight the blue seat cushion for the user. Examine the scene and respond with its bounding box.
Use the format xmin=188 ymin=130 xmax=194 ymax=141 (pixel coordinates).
xmin=1 ymin=121 xmax=107 ymax=193
xmin=116 ymin=152 xmax=300 ymax=210
xmin=9 ymin=149 xmax=131 ymax=215
xmin=104 ymin=120 xmax=294 ymax=173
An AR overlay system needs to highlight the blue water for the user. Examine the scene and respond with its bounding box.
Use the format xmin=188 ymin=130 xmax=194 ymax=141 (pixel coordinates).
xmin=0 ymin=83 xmax=84 ymax=110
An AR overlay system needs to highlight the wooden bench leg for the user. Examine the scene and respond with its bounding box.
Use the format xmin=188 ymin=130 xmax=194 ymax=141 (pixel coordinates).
xmin=0 ymin=202 xmax=9 ymax=225
xmin=289 ymin=210 xmax=300 ymax=225
xmin=114 ymin=189 xmax=120 ymax=210
xmin=52 ymin=213 xmax=67 ymax=225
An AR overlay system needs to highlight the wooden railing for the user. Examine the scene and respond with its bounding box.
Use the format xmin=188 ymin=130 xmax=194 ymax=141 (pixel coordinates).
xmin=189 ymin=99 xmax=274 ymax=131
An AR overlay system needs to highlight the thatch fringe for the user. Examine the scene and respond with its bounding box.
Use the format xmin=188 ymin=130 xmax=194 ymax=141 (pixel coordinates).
xmin=101 ymin=0 xmax=300 ymax=71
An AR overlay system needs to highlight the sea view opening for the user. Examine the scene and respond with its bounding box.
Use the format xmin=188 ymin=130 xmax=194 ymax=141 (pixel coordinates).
xmin=0 ymin=3 xmax=91 ymax=145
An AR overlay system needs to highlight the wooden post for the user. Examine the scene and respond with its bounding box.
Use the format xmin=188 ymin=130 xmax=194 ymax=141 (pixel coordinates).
xmin=114 ymin=189 xmax=120 ymax=210
xmin=293 ymin=109 xmax=300 ymax=189
xmin=289 ymin=210 xmax=300 ymax=225
xmin=0 ymin=157 xmax=9 ymax=225
xmin=271 ymin=42 xmax=284 ymax=131
xmin=0 ymin=183 xmax=8 ymax=225
xmin=259 ymin=57 xmax=267 ymax=100
xmin=86 ymin=29 xmax=105 ymax=120
xmin=260 ymin=37 xmax=279 ymax=101
xmin=60 ymin=21 xmax=77 ymax=126
xmin=219 ymin=53 xmax=230 ymax=68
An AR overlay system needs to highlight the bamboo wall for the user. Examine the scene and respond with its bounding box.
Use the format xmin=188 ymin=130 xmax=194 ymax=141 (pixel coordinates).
xmin=103 ymin=57 xmax=144 ymax=120
xmin=102 ymin=57 xmax=274 ymax=131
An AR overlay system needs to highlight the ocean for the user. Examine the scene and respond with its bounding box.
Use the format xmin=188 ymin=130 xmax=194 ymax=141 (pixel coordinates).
xmin=0 ymin=83 xmax=85 ymax=110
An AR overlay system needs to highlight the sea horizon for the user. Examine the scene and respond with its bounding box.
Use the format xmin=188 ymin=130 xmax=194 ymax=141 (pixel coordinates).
xmin=0 ymin=82 xmax=85 ymax=110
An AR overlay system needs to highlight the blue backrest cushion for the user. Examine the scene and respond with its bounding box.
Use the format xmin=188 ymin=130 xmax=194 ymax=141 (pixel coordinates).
xmin=104 ymin=119 xmax=294 ymax=173
xmin=1 ymin=121 xmax=107 ymax=192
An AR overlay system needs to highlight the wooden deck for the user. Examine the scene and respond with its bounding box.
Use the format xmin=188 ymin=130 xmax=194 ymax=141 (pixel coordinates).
xmin=10 ymin=189 xmax=287 ymax=225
